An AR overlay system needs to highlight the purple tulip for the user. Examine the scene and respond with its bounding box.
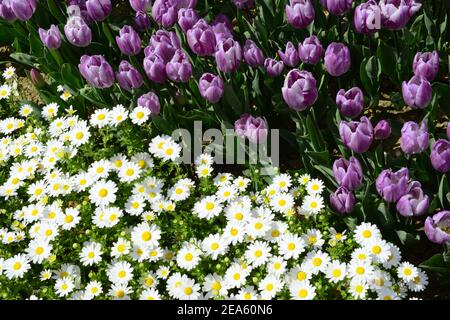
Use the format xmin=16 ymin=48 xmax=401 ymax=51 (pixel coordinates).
xmin=79 ymin=55 xmax=115 ymax=88
xmin=336 ymin=87 xmax=364 ymax=118
xmin=412 ymin=51 xmax=439 ymax=81
xmin=320 ymin=0 xmax=353 ymax=15
xmin=146 ymin=30 xmax=181 ymax=62
xmin=375 ymin=167 xmax=409 ymax=202
xmin=86 ymin=0 xmax=112 ymax=21
xmin=325 ymin=42 xmax=351 ymax=77
xmin=10 ymin=0 xmax=36 ymax=21
xmin=400 ymin=121 xmax=429 ymax=155
xmin=67 ymin=0 xmax=92 ymax=24
xmin=0 ymin=0 xmax=17 ymax=21
xmin=129 ymin=0 xmax=152 ymax=12
xmin=333 ymin=156 xmax=363 ymax=191
xmin=396 ymin=181 xmax=429 ymax=217
xmin=232 ymin=0 xmax=254 ymax=9
xmin=278 ymin=42 xmax=300 ymax=67
xmin=30 ymin=69 xmax=45 ymax=88
xmin=404 ymin=0 xmax=422 ymax=18
xmin=133 ymin=12 xmax=151 ymax=32
xmin=285 ymin=0 xmax=315 ymax=29
xmin=64 ymin=15 xmax=92 ymax=47
xmin=424 ymin=211 xmax=450 ymax=244
xmin=264 ymin=58 xmax=285 ymax=77
xmin=116 ymin=26 xmax=141 ymax=56
xmin=353 ymin=0 xmax=381 ymax=34
xmin=166 ymin=49 xmax=192 ymax=83
xmin=330 ymin=186 xmax=355 ymax=214
xmin=374 ymin=120 xmax=391 ymax=140
xmin=430 ymin=140 xmax=450 ymax=173
xmin=243 ymin=40 xmax=264 ymax=68
xmin=178 ymin=8 xmax=198 ymax=33
xmin=186 ymin=19 xmax=216 ymax=56
xmin=38 ymin=25 xmax=62 ymax=49
xmin=215 ymin=38 xmax=242 ymax=73
xmin=152 ymin=0 xmax=178 ymax=28
xmin=178 ymin=0 xmax=196 ymax=8
xmin=379 ymin=0 xmax=410 ymax=30
xmin=282 ymin=69 xmax=317 ymax=111
xmin=447 ymin=122 xmax=450 ymax=141
xmin=402 ymin=75 xmax=432 ymax=109
xmin=143 ymin=52 xmax=167 ymax=83
xmin=137 ymin=92 xmax=161 ymax=116
xmin=211 ymin=15 xmax=233 ymax=44
xmin=115 ymin=60 xmax=143 ymax=91
xmin=198 ymin=73 xmax=224 ymax=103
xmin=339 ymin=116 xmax=373 ymax=153
xmin=235 ymin=114 xmax=268 ymax=144
xmin=298 ymin=35 xmax=323 ymax=65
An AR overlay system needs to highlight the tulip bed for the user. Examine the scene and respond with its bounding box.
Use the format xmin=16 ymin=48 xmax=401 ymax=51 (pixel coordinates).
xmin=1 ymin=0 xmax=450 ymax=300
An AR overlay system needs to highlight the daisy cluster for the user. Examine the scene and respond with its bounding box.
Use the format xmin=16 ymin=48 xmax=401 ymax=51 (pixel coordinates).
xmin=0 ymin=96 xmax=427 ymax=300
xmin=0 ymin=66 xmax=18 ymax=102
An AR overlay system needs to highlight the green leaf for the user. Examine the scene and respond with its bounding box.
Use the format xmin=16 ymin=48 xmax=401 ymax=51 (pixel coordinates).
xmin=420 ymin=254 xmax=450 ymax=274
xmin=377 ymin=41 xmax=398 ymax=84
xmin=359 ymin=56 xmax=380 ymax=97
xmin=438 ymin=174 xmax=449 ymax=208
xmin=10 ymin=52 xmax=38 ymax=67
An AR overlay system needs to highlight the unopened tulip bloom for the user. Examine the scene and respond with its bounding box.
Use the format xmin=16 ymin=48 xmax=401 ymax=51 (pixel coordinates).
xmin=353 ymin=0 xmax=381 ymax=34
xmin=235 ymin=114 xmax=268 ymax=144
xmin=39 ymin=25 xmax=62 ymax=49
xmin=320 ymin=0 xmax=353 ymax=15
xmin=282 ymin=69 xmax=318 ymax=111
xmin=243 ymin=40 xmax=264 ymax=68
xmin=379 ymin=0 xmax=410 ymax=30
xmin=400 ymin=121 xmax=429 ymax=155
xmin=64 ymin=15 xmax=92 ymax=47
xmin=143 ymin=53 xmax=167 ymax=83
xmin=129 ymin=0 xmax=152 ymax=12
xmin=424 ymin=211 xmax=450 ymax=244
xmin=278 ymin=42 xmax=299 ymax=67
xmin=147 ymin=30 xmax=181 ymax=63
xmin=339 ymin=116 xmax=373 ymax=153
xmin=137 ymin=91 xmax=161 ymax=116
xmin=413 ymin=51 xmax=439 ymax=81
xmin=152 ymin=0 xmax=178 ymax=28
xmin=430 ymin=140 xmax=450 ymax=173
xmin=211 ymin=15 xmax=233 ymax=44
xmin=186 ymin=19 xmax=216 ymax=56
xmin=10 ymin=0 xmax=36 ymax=21
xmin=67 ymin=0 xmax=92 ymax=24
xmin=133 ymin=12 xmax=151 ymax=32
xmin=178 ymin=8 xmax=198 ymax=33
xmin=116 ymin=26 xmax=141 ymax=56
xmin=115 ymin=61 xmax=143 ymax=91
xmin=333 ymin=156 xmax=363 ymax=191
xmin=30 ymin=69 xmax=45 ymax=88
xmin=330 ymin=187 xmax=355 ymax=214
xmin=79 ymin=55 xmax=115 ymax=88
xmin=232 ymin=0 xmax=254 ymax=9
xmin=0 ymin=0 xmax=16 ymax=21
xmin=336 ymin=87 xmax=364 ymax=118
xmin=298 ymin=35 xmax=323 ymax=65
xmin=166 ymin=49 xmax=192 ymax=83
xmin=285 ymin=0 xmax=315 ymax=29
xmin=402 ymin=75 xmax=432 ymax=109
xmin=198 ymin=73 xmax=224 ymax=103
xmin=264 ymin=58 xmax=284 ymax=77
xmin=375 ymin=167 xmax=409 ymax=202
xmin=374 ymin=120 xmax=391 ymax=140
xmin=86 ymin=0 xmax=112 ymax=21
xmin=325 ymin=42 xmax=351 ymax=77
xmin=396 ymin=181 xmax=429 ymax=217
xmin=215 ymin=38 xmax=242 ymax=73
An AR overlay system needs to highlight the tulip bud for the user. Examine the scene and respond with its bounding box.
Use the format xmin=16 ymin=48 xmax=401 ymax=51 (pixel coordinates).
xmin=374 ymin=120 xmax=391 ymax=140
xmin=133 ymin=12 xmax=151 ymax=32
xmin=402 ymin=75 xmax=432 ymax=109
xmin=0 ymin=0 xmax=17 ymax=21
xmin=78 ymin=55 xmax=115 ymax=88
xmin=64 ymin=15 xmax=92 ymax=47
xmin=137 ymin=91 xmax=161 ymax=116
xmin=116 ymin=25 xmax=141 ymax=56
xmin=330 ymin=186 xmax=355 ymax=214
xmin=298 ymin=35 xmax=323 ymax=65
xmin=152 ymin=0 xmax=178 ymax=28
xmin=30 ymin=68 xmax=45 ymax=88
xmin=10 ymin=0 xmax=36 ymax=21
xmin=243 ymin=39 xmax=264 ymax=68
xmin=278 ymin=41 xmax=299 ymax=67
xmin=177 ymin=8 xmax=198 ymax=33
xmin=282 ymin=69 xmax=318 ymax=111
xmin=332 ymin=156 xmax=363 ymax=191
xmin=215 ymin=38 xmax=242 ymax=73
xmin=285 ymin=0 xmax=315 ymax=29
xmin=375 ymin=167 xmax=409 ymax=202
xmin=339 ymin=116 xmax=373 ymax=153
xmin=325 ymin=42 xmax=351 ymax=77
xmin=412 ymin=51 xmax=439 ymax=81
xmin=430 ymin=139 xmax=450 ymax=173
xmin=115 ymin=60 xmax=143 ymax=91
xmin=86 ymin=0 xmax=112 ymax=21
xmin=264 ymin=58 xmax=284 ymax=77
xmin=38 ymin=25 xmax=62 ymax=50
xmin=336 ymin=87 xmax=364 ymax=118
xmin=198 ymin=73 xmax=224 ymax=103
xmin=400 ymin=121 xmax=429 ymax=155
xmin=186 ymin=19 xmax=216 ymax=56
xmin=165 ymin=49 xmax=192 ymax=83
